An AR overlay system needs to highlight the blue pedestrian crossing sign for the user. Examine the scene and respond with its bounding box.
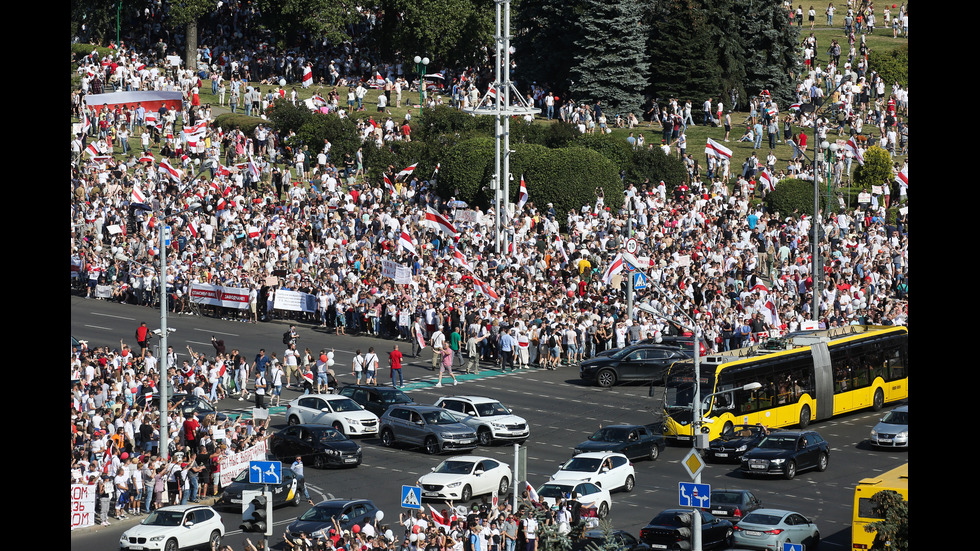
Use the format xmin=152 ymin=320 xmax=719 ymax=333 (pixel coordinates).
xmin=678 ymin=482 xmax=711 ymax=508
xmin=401 ymin=485 xmax=422 ymax=510
xmin=634 ymin=272 xmax=648 ymax=290
xmin=248 ymin=460 xmax=282 ymax=484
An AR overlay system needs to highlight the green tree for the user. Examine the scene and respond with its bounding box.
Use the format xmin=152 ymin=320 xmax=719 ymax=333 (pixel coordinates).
xmin=166 ymin=0 xmax=216 ymax=71
xmin=512 ymin=0 xmax=584 ymax=94
xmin=256 ymin=0 xmax=357 ymax=47
xmin=734 ymin=0 xmax=800 ymax=107
xmin=865 ymin=490 xmax=908 ymax=551
xmin=568 ymin=0 xmax=650 ymax=114
xmin=868 ymin=46 xmax=909 ymax=88
xmin=267 ymin=102 xmax=314 ymax=136
xmin=627 ymin=147 xmax=688 ymax=189
xmin=71 ymin=0 xmax=141 ymax=46
xmin=647 ymin=0 xmax=722 ymax=104
xmin=852 ymin=146 xmax=892 ymax=189
xmin=765 ymin=177 xmax=825 ymax=217
xmin=296 ymin=115 xmax=361 ymax=166
xmin=375 ymin=0 xmax=493 ymax=67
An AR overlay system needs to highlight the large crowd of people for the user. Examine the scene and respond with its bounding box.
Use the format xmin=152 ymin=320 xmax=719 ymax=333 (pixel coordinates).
xmin=71 ymin=1 xmax=908 ymax=546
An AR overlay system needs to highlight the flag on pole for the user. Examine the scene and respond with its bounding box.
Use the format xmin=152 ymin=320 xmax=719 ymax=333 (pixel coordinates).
xmin=600 ymin=253 xmax=625 ymax=285
xmin=472 ymin=276 xmax=499 ymax=300
xmin=431 ymin=163 xmax=440 ymax=179
xmin=554 ymin=233 xmax=569 ymax=262
xmin=158 ymin=159 xmax=182 ymax=182
xmin=845 ymin=138 xmax=864 ymax=165
xmin=517 ymin=174 xmax=528 ymax=211
xmin=895 ymin=166 xmax=908 ymax=186
xmin=188 ymin=220 xmax=199 ymax=238
xmin=425 ymin=206 xmax=458 ymax=236
xmin=759 ymin=169 xmax=776 ymax=192
xmin=705 ymin=138 xmax=733 ymax=159
xmin=524 ymin=481 xmax=539 ymax=504
xmin=452 ymin=249 xmax=474 ymax=272
xmin=131 ymin=184 xmax=147 ymax=204
xmin=398 ymin=231 xmax=417 ymax=256
xmin=396 ymin=162 xmax=418 ymax=179
xmin=384 ymin=174 xmax=397 ymax=196
xmin=302 ymin=65 xmax=313 ymax=88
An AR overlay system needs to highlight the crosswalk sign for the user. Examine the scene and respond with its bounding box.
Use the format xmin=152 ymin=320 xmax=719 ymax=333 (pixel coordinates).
xmin=401 ymin=485 xmax=422 ymax=510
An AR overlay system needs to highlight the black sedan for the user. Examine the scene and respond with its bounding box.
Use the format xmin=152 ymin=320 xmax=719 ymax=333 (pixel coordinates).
xmin=740 ymin=430 xmax=830 ymax=480
xmin=580 ymin=344 xmax=691 ymax=387
xmin=286 ymin=499 xmax=380 ymax=540
xmin=572 ymin=529 xmax=650 ymax=551
xmin=268 ymin=425 xmax=362 ymax=468
xmin=707 ymin=424 xmax=768 ymax=462
xmin=574 ymin=425 xmax=666 ymax=462
xmin=640 ymin=509 xmax=734 ymax=550
xmin=217 ymin=467 xmax=302 ymax=509
xmin=339 ymin=384 xmax=414 ymax=417
xmin=704 ymin=489 xmax=763 ymax=520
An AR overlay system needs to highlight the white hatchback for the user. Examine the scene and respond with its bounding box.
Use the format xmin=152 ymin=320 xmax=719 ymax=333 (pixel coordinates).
xmin=550 ymin=452 xmax=636 ymax=492
xmin=119 ymin=504 xmax=224 ymax=551
xmin=417 ymin=455 xmax=513 ymax=502
xmin=286 ymin=394 xmax=380 ymax=436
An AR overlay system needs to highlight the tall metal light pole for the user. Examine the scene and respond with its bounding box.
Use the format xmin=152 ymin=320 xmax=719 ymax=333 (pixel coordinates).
xmin=463 ymin=0 xmax=538 ymax=253
xmin=158 ymin=213 xmax=171 ymax=459
xmin=414 ymin=56 xmax=430 ymax=104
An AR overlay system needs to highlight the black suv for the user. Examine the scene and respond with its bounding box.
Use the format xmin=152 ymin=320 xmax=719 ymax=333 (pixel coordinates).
xmin=580 ymin=344 xmax=692 ymax=387
xmin=338 ymin=384 xmax=414 ymax=417
xmin=740 ymin=430 xmax=830 ymax=480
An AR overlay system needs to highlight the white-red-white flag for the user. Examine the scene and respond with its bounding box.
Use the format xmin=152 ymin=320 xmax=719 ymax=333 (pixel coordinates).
xmin=425 ymin=206 xmax=458 ymax=236
xmin=845 ymin=138 xmax=864 ymax=165
xmin=452 ymin=249 xmax=474 ymax=272
xmin=600 ymin=253 xmax=625 ymax=285
xmin=384 ymin=174 xmax=397 ymax=196
xmin=705 ymin=138 xmax=733 ymax=159
xmin=188 ymin=220 xmax=199 ymax=238
xmin=396 ymin=162 xmax=418 ymax=179
xmin=302 ymin=65 xmax=313 ymax=88
xmin=895 ymin=166 xmax=908 ymax=186
xmin=517 ymin=174 xmax=528 ymax=211
xmin=131 ymin=184 xmax=147 ymax=204
xmin=398 ymin=231 xmax=417 ymax=256
xmin=760 ymin=169 xmax=776 ymax=192
xmin=472 ymin=276 xmax=499 ymax=300
xmin=158 ymin=159 xmax=182 ymax=182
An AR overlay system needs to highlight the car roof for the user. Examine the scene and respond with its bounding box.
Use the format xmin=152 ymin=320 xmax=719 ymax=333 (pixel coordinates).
xmin=569 ymin=451 xmax=628 ymax=459
xmin=743 ymin=508 xmax=795 ymax=518
xmin=155 ymin=504 xmax=215 ymax=512
xmin=442 ymin=455 xmax=496 ymax=463
xmin=298 ymin=394 xmax=352 ymax=401
xmin=437 ymin=395 xmax=497 ymax=403
xmin=395 ymin=405 xmax=444 ymax=412
xmin=312 ymin=498 xmax=373 ymax=507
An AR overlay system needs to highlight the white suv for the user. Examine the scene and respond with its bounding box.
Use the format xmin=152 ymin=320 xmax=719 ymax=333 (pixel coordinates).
xmin=434 ymin=396 xmax=530 ymax=446
xmin=286 ymin=394 xmax=380 ymax=436
xmin=119 ymin=504 xmax=224 ymax=551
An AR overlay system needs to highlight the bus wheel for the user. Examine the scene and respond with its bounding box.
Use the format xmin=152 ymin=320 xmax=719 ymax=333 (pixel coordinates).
xmin=799 ymin=405 xmax=811 ymax=428
xmin=872 ymin=388 xmax=884 ymax=411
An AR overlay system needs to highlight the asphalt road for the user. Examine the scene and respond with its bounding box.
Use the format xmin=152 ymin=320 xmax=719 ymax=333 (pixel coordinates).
xmin=71 ymin=298 xmax=908 ymax=551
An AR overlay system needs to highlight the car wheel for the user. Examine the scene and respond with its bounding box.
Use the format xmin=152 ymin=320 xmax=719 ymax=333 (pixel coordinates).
xmin=624 ymin=474 xmax=635 ymax=493
xmin=209 ymin=530 xmax=222 ymax=549
xmin=478 ymin=428 xmax=493 ymax=447
xmin=164 ymin=538 xmax=178 ymax=551
xmin=799 ymin=404 xmax=811 ymax=429
xmin=461 ymin=484 xmax=472 ymax=502
xmin=597 ymin=369 xmax=617 ymax=388
xmin=817 ymin=452 xmax=829 ymax=472
xmin=291 ymin=489 xmax=301 ymax=506
xmin=498 ymin=477 xmax=510 ymax=496
xmin=649 ymin=445 xmax=660 ymax=462
xmin=288 ymin=415 xmax=300 ymax=426
xmin=872 ymin=388 xmax=884 ymax=411
xmin=598 ymin=502 xmax=609 ymax=518
xmin=784 ymin=460 xmax=797 ymax=480
xmin=381 ymin=428 xmax=394 ymax=447
xmin=424 ymin=436 xmax=441 ymax=455
xmin=333 ymin=421 xmax=345 ymax=435
xmin=313 ymin=454 xmax=327 ymax=469
xmin=811 ymin=532 xmax=821 ymax=549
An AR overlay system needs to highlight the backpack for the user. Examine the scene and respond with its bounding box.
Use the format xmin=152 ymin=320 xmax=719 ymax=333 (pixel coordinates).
xmin=283 ymin=331 xmax=291 ymax=345
xmin=548 ymin=334 xmax=558 ymax=348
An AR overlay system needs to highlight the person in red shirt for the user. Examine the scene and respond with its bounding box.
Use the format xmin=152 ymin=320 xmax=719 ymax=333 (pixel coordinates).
xmin=183 ymin=413 xmax=200 ymax=449
xmin=388 ymin=344 xmax=404 ymax=387
xmin=135 ymin=322 xmax=150 ymax=358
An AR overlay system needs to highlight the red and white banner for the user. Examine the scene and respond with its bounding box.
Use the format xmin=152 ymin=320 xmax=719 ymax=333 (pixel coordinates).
xmin=399 ymin=231 xmax=417 ymax=256
xmin=302 ymin=65 xmax=313 ymax=88
xmin=396 ymin=162 xmax=418 ymax=179
xmin=131 ymin=184 xmax=147 ymax=204
xmin=601 ymin=253 xmax=625 ymax=285
xmin=895 ymin=166 xmax=908 ymax=186
xmin=425 ymin=207 xmax=458 ymax=236
xmin=70 ymin=484 xmax=96 ymax=530
xmin=452 ymin=249 xmax=474 ymax=273
xmin=760 ymin=169 xmax=776 ymax=192
xmin=517 ymin=174 xmax=528 ymax=211
xmin=472 ymin=276 xmax=499 ymax=300
xmin=705 ymin=138 xmax=733 ymax=159
xmin=845 ymin=138 xmax=864 ymax=165
xmin=218 ymin=440 xmax=268 ymax=487
xmin=158 ymin=158 xmax=182 ymax=182
xmin=189 ymin=283 xmax=250 ymax=309
xmin=84 ymin=90 xmax=184 ymax=113
xmin=384 ymin=174 xmax=397 ymax=196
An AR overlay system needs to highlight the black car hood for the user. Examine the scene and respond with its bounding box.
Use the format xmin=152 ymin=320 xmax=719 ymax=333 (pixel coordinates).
xmin=742 ymin=448 xmax=792 ymax=460
xmin=318 ymin=439 xmax=361 ymax=453
xmin=710 ymin=436 xmax=757 ymax=448
xmin=287 ymin=519 xmax=331 ymax=534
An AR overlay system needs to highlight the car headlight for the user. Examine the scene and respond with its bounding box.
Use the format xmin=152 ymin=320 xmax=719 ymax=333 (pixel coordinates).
xmin=313 ymin=529 xmax=327 ymax=539
xmin=149 ymin=535 xmax=166 ymax=542
xmin=446 ymin=481 xmax=462 ymax=488
xmin=897 ymin=431 xmax=908 ymax=439
xmin=871 ymin=429 xmax=878 ymax=438
xmin=120 ymin=535 xmax=128 ymax=543
xmin=346 ymin=417 xmax=361 ymax=425
xmin=770 ymin=458 xmax=785 ymax=465
xmin=491 ymin=422 xmax=506 ymax=430
xmin=736 ymin=445 xmax=747 ymax=452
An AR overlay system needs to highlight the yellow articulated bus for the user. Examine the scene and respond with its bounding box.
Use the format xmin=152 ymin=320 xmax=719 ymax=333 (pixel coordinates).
xmin=852 ymin=463 xmax=908 ymax=550
xmin=661 ymin=325 xmax=908 ymax=442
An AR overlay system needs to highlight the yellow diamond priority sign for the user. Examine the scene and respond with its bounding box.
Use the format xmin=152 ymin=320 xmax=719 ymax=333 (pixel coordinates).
xmin=681 ymin=448 xmax=705 ymax=479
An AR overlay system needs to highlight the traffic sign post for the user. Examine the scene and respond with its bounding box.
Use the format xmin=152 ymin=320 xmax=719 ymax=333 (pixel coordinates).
xmin=401 ymin=485 xmax=422 ymax=510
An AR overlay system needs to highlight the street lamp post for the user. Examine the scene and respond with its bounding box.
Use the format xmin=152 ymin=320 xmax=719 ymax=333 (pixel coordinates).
xmin=414 ymin=56 xmax=430 ymax=104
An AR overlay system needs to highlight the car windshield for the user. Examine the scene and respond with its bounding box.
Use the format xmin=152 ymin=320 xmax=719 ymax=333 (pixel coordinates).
xmin=881 ymin=410 xmax=908 ymax=424
xmin=378 ymin=389 xmax=412 ymax=404
xmin=536 ymin=484 xmax=573 ymax=498
xmin=314 ymin=428 xmax=346 ymax=442
xmin=740 ymin=512 xmax=784 ymax=526
xmin=757 ymin=435 xmax=798 ymax=450
xmin=475 ymin=401 xmax=510 ymax=417
xmin=423 ymin=410 xmax=458 ymax=425
xmin=721 ymin=425 xmax=762 ymax=439
xmin=589 ymin=427 xmax=629 ymax=442
xmin=329 ymin=398 xmax=363 ymax=412
xmin=300 ymin=505 xmax=346 ymax=521
xmin=560 ymin=457 xmax=602 ymax=473
xmin=142 ymin=510 xmax=185 ymax=526
xmin=433 ymin=460 xmax=475 ymax=475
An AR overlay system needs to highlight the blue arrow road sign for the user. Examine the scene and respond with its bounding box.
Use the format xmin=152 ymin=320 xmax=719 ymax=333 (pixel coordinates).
xmin=678 ymin=482 xmax=711 ymax=508
xmin=248 ymin=460 xmax=282 ymax=484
